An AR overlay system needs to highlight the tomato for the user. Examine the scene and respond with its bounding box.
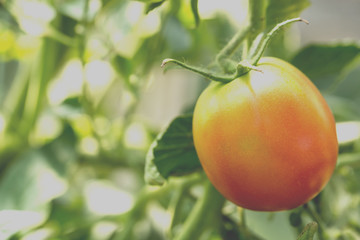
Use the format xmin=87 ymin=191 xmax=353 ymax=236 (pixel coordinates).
xmin=192 ymin=57 xmax=338 ymax=211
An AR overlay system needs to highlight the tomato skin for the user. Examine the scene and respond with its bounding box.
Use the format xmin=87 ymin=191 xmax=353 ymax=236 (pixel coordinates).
xmin=193 ymin=57 xmax=338 ymax=211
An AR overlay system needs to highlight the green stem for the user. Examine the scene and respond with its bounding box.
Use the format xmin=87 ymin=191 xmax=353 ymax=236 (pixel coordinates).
xmin=162 ymin=58 xmax=262 ymax=83
xmin=168 ymin=174 xmax=203 ymax=238
xmin=303 ymin=203 xmax=325 ymax=239
xmin=190 ymin=0 xmax=200 ymax=27
xmin=2 ymin=62 xmax=29 ymax=137
xmin=168 ymin=182 xmax=189 ymax=236
xmin=79 ymin=0 xmax=93 ymax=114
xmin=162 ymin=58 xmax=235 ymax=83
xmin=250 ymin=18 xmax=308 ymax=65
xmin=161 ymin=6 xmax=307 ymax=83
xmin=0 ymin=61 xmax=5 ymax=106
xmin=116 ymin=186 xmax=170 ymax=240
xmin=248 ymin=0 xmax=268 ymax=45
xmin=115 ymin=175 xmax=202 ymax=240
xmin=296 ymin=222 xmax=318 ymax=240
xmin=336 ymin=152 xmax=360 ymax=168
xmin=22 ymin=36 xmax=60 ymax=136
xmin=216 ymin=26 xmax=250 ymax=69
xmin=79 ymin=0 xmax=90 ymax=64
xmin=47 ymin=27 xmax=76 ymax=47
xmin=213 ymin=0 xmax=267 ymax=70
xmin=174 ymin=180 xmax=226 ymax=240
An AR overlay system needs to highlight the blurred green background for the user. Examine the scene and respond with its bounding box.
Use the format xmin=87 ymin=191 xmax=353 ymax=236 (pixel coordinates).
xmin=0 ymin=0 xmax=360 ymax=239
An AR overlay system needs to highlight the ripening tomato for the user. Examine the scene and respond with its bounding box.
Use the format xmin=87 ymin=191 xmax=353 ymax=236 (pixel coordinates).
xmin=193 ymin=57 xmax=338 ymax=211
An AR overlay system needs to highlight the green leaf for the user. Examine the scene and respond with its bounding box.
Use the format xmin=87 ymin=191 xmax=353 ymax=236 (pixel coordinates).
xmin=145 ymin=115 xmax=201 ymax=185
xmin=266 ymin=0 xmax=310 ymax=27
xmin=0 ymin=210 xmax=45 ymax=240
xmin=291 ymin=43 xmax=360 ymax=82
xmin=296 ymin=222 xmax=318 ymax=240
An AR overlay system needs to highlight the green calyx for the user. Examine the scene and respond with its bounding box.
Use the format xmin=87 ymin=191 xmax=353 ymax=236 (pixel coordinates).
xmin=161 ymin=18 xmax=308 ymax=84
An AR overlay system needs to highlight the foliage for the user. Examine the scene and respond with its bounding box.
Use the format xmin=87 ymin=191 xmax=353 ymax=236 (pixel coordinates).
xmin=0 ymin=0 xmax=359 ymax=239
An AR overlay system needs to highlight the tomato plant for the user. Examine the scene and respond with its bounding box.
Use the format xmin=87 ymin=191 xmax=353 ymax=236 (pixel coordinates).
xmin=193 ymin=57 xmax=338 ymax=211
xmin=1 ymin=0 xmax=360 ymax=240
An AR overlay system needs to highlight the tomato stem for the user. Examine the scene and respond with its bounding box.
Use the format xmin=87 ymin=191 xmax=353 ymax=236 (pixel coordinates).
xmin=216 ymin=26 xmax=250 ymax=72
xmin=116 ymin=185 xmax=173 ymax=240
xmin=168 ymin=174 xmax=203 ymax=237
xmin=161 ymin=58 xmax=235 ymax=83
xmin=174 ymin=180 xmax=225 ymax=240
xmin=162 ymin=58 xmax=263 ymax=83
xmin=161 ymin=15 xmax=308 ymax=83
xmin=116 ymin=174 xmax=203 ymax=240
xmin=303 ymin=202 xmax=326 ymax=238
xmin=248 ymin=0 xmax=268 ymax=44
xmin=249 ymin=18 xmax=309 ymax=65
xmin=296 ymin=222 xmax=318 ymax=240
xmin=190 ymin=0 xmax=200 ymax=27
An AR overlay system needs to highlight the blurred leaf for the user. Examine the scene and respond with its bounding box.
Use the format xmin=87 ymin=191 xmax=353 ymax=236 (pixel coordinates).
xmin=6 ymin=18 xmax=71 ymax=137
xmin=0 ymin=144 xmax=73 ymax=238
xmin=337 ymin=152 xmax=360 ymax=168
xmin=145 ymin=115 xmax=201 ymax=185
xmin=296 ymin=222 xmax=318 ymax=240
xmin=163 ymin=17 xmax=192 ymax=53
xmin=324 ymin=95 xmax=360 ymax=121
xmin=333 ymin=66 xmax=360 ymax=104
xmin=55 ymin=0 xmax=100 ymax=21
xmin=267 ymin=0 xmax=310 ymax=27
xmin=42 ymin=124 xmax=78 ymax=175
xmin=101 ymin=0 xmax=113 ymax=6
xmin=134 ymin=0 xmax=166 ymax=2
xmin=220 ymin=215 xmax=263 ymax=240
xmin=0 ymin=210 xmax=45 ymax=240
xmin=289 ymin=211 xmax=302 ymax=227
xmin=52 ymin=97 xmax=84 ymax=119
xmin=0 ymin=150 xmax=68 ymax=211
xmin=291 ymin=43 xmax=360 ymax=84
xmin=245 ymin=211 xmax=297 ymax=239
xmin=315 ymin=173 xmax=359 ymax=228
xmin=111 ymin=55 xmax=135 ymax=91
xmin=340 ymin=229 xmax=360 ymax=239
xmin=145 ymin=0 xmax=166 ymax=13
xmin=219 ymin=215 xmax=243 ymax=240
xmin=0 ymin=4 xmax=20 ymax=31
xmin=265 ymin=0 xmax=310 ymax=59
